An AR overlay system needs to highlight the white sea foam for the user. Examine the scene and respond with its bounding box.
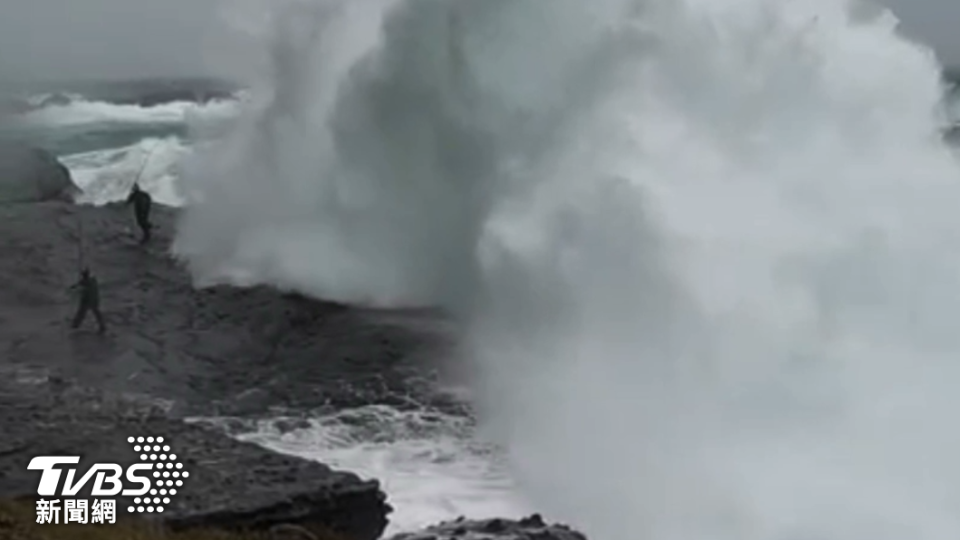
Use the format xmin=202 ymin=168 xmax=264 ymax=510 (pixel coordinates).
xmin=19 ymin=96 xmax=240 ymax=129
xmin=18 ymin=94 xmax=244 ymax=206
xmin=171 ymin=1 xmax=960 ymax=539
xmin=193 ymin=406 xmax=530 ymax=536
xmin=63 ymin=136 xmax=191 ymax=206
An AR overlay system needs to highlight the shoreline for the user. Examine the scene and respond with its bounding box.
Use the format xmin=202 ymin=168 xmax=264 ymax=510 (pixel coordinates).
xmin=0 ymin=369 xmax=390 ymax=540
xmin=0 ymin=198 xmax=584 ymax=540
xmin=0 ymin=147 xmax=586 ymax=540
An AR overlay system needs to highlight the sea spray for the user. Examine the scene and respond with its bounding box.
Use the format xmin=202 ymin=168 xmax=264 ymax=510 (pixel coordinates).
xmin=177 ymin=0 xmax=960 ymax=538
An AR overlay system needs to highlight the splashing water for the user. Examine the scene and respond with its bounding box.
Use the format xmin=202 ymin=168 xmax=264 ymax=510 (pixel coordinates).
xmin=11 ymin=94 xmax=242 ymax=206
xmin=177 ymin=0 xmax=960 ymax=539
xmin=64 ymin=137 xmax=190 ymax=205
xmin=191 ymin=406 xmax=528 ymax=534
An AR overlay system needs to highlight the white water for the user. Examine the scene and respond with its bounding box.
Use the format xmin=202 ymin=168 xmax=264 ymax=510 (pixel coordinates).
xmin=64 ymin=137 xmax=191 ymax=205
xmin=40 ymin=0 xmax=960 ymax=538
xmin=20 ymin=96 xmax=239 ymax=129
xmin=194 ymin=406 xmax=529 ymax=535
xmin=17 ymin=96 xmax=242 ymax=205
xmin=463 ymin=3 xmax=960 ymax=538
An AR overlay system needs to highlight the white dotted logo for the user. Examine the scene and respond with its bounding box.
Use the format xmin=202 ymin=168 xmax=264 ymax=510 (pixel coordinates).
xmin=124 ymin=436 xmax=189 ymax=513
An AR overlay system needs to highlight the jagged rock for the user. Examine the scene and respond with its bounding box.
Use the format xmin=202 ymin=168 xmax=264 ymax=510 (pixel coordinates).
xmin=0 ymin=200 xmax=454 ymax=418
xmin=387 ymin=515 xmax=588 ymax=540
xmin=0 ymin=372 xmax=390 ymax=540
xmin=0 ymin=145 xmax=80 ymax=203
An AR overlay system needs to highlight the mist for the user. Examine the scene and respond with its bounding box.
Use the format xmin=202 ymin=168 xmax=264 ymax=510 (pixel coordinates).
xmin=170 ymin=0 xmax=960 ymax=538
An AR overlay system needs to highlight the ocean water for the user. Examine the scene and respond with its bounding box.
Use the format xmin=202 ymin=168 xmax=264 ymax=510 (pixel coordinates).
xmin=13 ymin=0 xmax=960 ymax=539
xmin=7 ymin=92 xmax=239 ymax=206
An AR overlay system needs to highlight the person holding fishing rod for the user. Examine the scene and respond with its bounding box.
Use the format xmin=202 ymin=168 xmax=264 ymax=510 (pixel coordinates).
xmin=126 ymin=183 xmax=153 ymax=244
xmin=68 ymin=211 xmax=107 ymax=334
xmin=68 ymin=267 xmax=106 ymax=334
xmin=126 ymin=145 xmax=156 ymax=244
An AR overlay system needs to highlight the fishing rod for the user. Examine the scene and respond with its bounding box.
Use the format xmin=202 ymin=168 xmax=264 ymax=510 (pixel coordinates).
xmin=131 ymin=141 xmax=161 ymax=189
xmin=74 ymin=140 xmax=160 ymax=275
xmin=76 ymin=209 xmax=85 ymax=273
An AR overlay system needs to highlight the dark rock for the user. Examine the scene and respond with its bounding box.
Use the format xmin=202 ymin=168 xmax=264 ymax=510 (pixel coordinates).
xmin=0 ymin=372 xmax=390 ymax=540
xmin=518 ymin=514 xmax=545 ymax=528
xmin=482 ymin=519 xmax=507 ymax=533
xmin=0 ymin=145 xmax=80 ymax=203
xmin=0 ymin=200 xmax=454 ymax=418
xmin=270 ymin=523 xmax=327 ymax=540
xmin=387 ymin=516 xmax=589 ymax=540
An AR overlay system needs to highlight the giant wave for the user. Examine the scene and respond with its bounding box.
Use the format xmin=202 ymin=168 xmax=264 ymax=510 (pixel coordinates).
xmin=171 ymin=1 xmax=960 ymax=540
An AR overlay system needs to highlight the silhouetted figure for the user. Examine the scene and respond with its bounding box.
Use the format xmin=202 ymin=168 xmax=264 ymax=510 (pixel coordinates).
xmin=69 ymin=268 xmax=106 ymax=334
xmin=126 ymin=183 xmax=153 ymax=243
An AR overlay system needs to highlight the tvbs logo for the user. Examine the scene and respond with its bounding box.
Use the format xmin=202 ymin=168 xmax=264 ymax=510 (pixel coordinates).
xmin=28 ymin=436 xmax=190 ymax=514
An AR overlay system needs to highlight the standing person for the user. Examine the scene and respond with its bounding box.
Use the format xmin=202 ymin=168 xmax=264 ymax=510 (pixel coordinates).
xmin=126 ymin=183 xmax=153 ymax=244
xmin=69 ymin=268 xmax=106 ymax=334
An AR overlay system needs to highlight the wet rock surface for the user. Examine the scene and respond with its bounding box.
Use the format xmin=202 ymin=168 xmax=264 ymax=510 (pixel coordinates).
xmin=0 ymin=199 xmax=467 ymax=537
xmin=386 ymin=516 xmax=588 ymax=540
xmin=0 ymin=372 xmax=390 ymax=540
xmin=0 ymin=200 xmax=457 ymax=419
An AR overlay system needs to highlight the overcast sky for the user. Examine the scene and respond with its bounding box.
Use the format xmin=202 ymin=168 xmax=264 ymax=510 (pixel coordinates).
xmin=0 ymin=0 xmax=227 ymax=82
xmin=0 ymin=0 xmax=957 ymax=83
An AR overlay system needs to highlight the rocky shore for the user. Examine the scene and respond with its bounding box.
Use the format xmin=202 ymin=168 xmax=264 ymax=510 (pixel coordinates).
xmin=0 ymin=151 xmax=586 ymax=540
xmin=388 ymin=515 xmax=587 ymax=540
xmin=0 ymin=200 xmax=457 ymax=419
xmin=0 ymin=372 xmax=389 ymax=540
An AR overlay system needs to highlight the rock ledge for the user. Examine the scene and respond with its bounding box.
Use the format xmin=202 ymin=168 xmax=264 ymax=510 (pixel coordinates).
xmin=387 ymin=515 xmax=588 ymax=540
xmin=0 ymin=370 xmax=390 ymax=540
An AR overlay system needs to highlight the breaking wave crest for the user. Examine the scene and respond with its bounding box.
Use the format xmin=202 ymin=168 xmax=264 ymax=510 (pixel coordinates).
xmin=18 ymin=95 xmax=239 ymax=130
xmin=63 ymin=136 xmax=191 ymax=206
xmin=175 ymin=1 xmax=960 ymax=539
xmin=12 ymin=93 xmax=243 ymax=205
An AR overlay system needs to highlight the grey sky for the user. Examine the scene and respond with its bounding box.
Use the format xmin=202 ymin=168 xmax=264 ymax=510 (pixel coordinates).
xmin=884 ymin=0 xmax=960 ymax=66
xmin=0 ymin=0 xmax=226 ymax=82
xmin=0 ymin=0 xmax=957 ymax=83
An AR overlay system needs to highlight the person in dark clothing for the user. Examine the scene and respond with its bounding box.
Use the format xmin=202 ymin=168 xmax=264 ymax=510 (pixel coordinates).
xmin=69 ymin=268 xmax=106 ymax=333
xmin=126 ymin=183 xmax=153 ymax=243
